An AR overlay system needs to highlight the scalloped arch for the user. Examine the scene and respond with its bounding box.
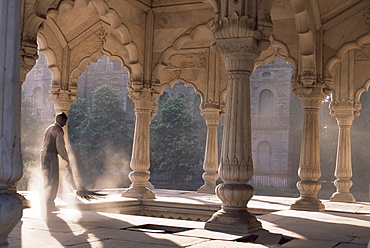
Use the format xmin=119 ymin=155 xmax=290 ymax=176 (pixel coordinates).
xmin=327 ymin=34 xmax=370 ymax=72
xmin=254 ymin=39 xmax=297 ymax=71
xmin=327 ymin=34 xmax=370 ymax=109
xmin=158 ymin=77 xmax=204 ymax=104
xmin=37 ymin=33 xmax=61 ymax=83
xmin=35 ymin=0 xmax=142 ymax=80
xmin=153 ymin=20 xmax=213 ymax=79
xmin=90 ymin=0 xmax=141 ymax=76
xmin=70 ymin=50 xmax=128 ymax=83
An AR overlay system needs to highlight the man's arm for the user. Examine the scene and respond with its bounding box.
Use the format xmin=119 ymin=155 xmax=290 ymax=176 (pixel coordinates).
xmin=56 ymin=131 xmax=69 ymax=162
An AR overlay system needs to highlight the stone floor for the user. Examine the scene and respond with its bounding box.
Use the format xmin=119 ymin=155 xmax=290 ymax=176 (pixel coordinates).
xmin=7 ymin=189 xmax=370 ymax=247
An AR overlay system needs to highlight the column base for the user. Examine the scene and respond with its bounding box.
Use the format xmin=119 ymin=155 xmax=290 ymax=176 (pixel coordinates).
xmin=0 ymin=194 xmax=23 ymax=248
xmin=197 ymin=184 xmax=216 ymax=194
xmin=290 ymin=197 xmax=325 ymax=211
xmin=205 ymin=208 xmax=262 ymax=235
xmin=330 ymin=192 xmax=355 ymax=203
xmin=121 ymin=186 xmax=155 ymax=199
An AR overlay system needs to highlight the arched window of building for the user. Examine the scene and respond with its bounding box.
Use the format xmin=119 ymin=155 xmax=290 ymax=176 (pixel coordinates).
xmin=259 ymin=89 xmax=273 ymax=117
xmin=33 ymin=87 xmax=43 ymax=119
xmin=257 ymin=141 xmax=271 ymax=170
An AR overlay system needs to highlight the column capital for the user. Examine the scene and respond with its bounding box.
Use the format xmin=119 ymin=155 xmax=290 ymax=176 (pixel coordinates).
xmin=49 ymin=87 xmax=77 ymax=113
xmin=201 ymin=101 xmax=221 ymax=126
xmin=292 ymin=75 xmax=331 ymax=109
xmin=20 ymin=35 xmax=38 ymax=82
xmin=128 ymin=79 xmax=160 ymax=110
xmin=330 ymin=99 xmax=357 ymax=125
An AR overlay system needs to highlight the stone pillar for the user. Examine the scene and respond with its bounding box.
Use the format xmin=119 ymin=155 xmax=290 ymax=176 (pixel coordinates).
xmin=122 ymin=86 xmax=157 ymax=198
xmin=197 ymin=105 xmax=221 ymax=194
xmin=330 ymin=101 xmax=356 ymax=202
xmin=290 ymin=80 xmax=328 ymax=211
xmin=204 ymin=0 xmax=273 ymax=235
xmin=0 ymin=1 xmax=23 ymax=247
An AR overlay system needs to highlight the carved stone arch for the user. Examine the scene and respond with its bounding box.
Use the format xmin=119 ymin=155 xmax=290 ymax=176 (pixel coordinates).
xmin=37 ymin=33 xmax=61 ymax=85
xmin=326 ymin=34 xmax=370 ymax=114
xmin=327 ymin=34 xmax=370 ymax=72
xmin=154 ymin=21 xmax=214 ymax=105
xmin=69 ymin=50 xmax=128 ymax=85
xmin=254 ymin=39 xmax=297 ymax=71
xmin=158 ymin=77 xmax=204 ymax=105
xmin=90 ymin=0 xmax=142 ymax=79
xmin=290 ymin=0 xmax=316 ymax=75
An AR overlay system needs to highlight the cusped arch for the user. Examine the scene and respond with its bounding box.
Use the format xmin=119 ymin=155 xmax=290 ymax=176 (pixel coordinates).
xmin=37 ymin=33 xmax=61 ymax=84
xmin=158 ymin=77 xmax=204 ymax=105
xmin=154 ymin=21 xmax=214 ymax=103
xmin=326 ymin=34 xmax=370 ymax=112
xmin=254 ymin=39 xmax=297 ymax=73
xmin=90 ymin=0 xmax=141 ymax=73
xmin=153 ymin=20 xmax=213 ymax=79
xmin=70 ymin=50 xmax=128 ymax=84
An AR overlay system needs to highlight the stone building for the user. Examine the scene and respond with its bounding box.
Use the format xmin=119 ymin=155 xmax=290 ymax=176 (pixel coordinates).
xmin=1 ymin=0 xmax=370 ymax=245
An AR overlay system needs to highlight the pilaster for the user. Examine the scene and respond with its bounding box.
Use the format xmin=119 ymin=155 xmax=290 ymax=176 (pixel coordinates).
xmin=122 ymin=80 xmax=159 ymax=199
xmin=0 ymin=1 xmax=23 ymax=247
xmin=329 ymin=99 xmax=356 ymax=202
xmin=197 ymin=103 xmax=221 ymax=194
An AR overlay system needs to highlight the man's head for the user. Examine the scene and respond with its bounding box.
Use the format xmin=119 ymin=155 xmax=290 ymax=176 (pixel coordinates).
xmin=55 ymin=112 xmax=68 ymax=127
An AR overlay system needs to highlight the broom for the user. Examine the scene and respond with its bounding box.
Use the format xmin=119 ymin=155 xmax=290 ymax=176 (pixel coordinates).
xmin=65 ymin=163 xmax=107 ymax=201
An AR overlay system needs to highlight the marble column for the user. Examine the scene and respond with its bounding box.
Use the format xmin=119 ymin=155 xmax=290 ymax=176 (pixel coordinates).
xmin=204 ymin=0 xmax=273 ymax=235
xmin=330 ymin=101 xmax=356 ymax=202
xmin=205 ymin=38 xmax=263 ymax=234
xmin=0 ymin=1 xmax=24 ymax=247
xmin=290 ymin=81 xmax=327 ymax=211
xmin=122 ymin=87 xmax=157 ymax=198
xmin=197 ymin=105 xmax=221 ymax=194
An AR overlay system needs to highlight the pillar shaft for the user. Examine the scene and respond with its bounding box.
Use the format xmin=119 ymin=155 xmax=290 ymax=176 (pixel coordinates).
xmin=291 ymin=83 xmax=326 ymax=211
xmin=330 ymin=104 xmax=355 ymax=202
xmin=205 ymin=39 xmax=262 ymax=234
xmin=204 ymin=0 xmax=273 ymax=234
xmin=0 ymin=1 xmax=23 ymax=247
xmin=122 ymin=88 xmax=157 ymax=198
xmin=197 ymin=106 xmax=221 ymax=194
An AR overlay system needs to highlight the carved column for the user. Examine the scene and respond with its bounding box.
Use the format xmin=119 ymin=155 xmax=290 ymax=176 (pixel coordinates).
xmin=290 ymin=77 xmax=329 ymax=211
xmin=205 ymin=0 xmax=273 ymax=235
xmin=330 ymin=100 xmax=356 ymax=202
xmin=122 ymin=84 xmax=158 ymax=198
xmin=0 ymin=1 xmax=23 ymax=247
xmin=197 ymin=104 xmax=221 ymax=194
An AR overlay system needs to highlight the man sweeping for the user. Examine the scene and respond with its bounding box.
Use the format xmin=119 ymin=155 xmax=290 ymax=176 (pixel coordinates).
xmin=40 ymin=112 xmax=105 ymax=213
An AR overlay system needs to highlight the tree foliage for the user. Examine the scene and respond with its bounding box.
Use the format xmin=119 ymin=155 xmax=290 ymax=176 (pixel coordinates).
xmin=150 ymin=95 xmax=205 ymax=183
xmin=69 ymin=85 xmax=133 ymax=185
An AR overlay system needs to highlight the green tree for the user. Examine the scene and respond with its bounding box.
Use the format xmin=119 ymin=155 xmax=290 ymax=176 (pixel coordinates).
xmin=69 ymin=85 xmax=133 ymax=185
xmin=150 ymin=95 xmax=204 ymax=183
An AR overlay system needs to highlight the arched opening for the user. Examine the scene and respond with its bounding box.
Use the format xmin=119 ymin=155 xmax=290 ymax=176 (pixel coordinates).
xmin=68 ymin=55 xmax=133 ymax=189
xmin=149 ymin=81 xmax=206 ymax=190
xmin=259 ymin=89 xmax=274 ymax=118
